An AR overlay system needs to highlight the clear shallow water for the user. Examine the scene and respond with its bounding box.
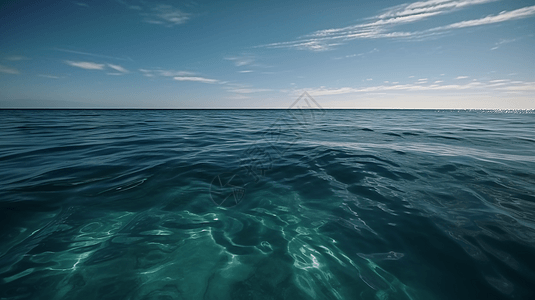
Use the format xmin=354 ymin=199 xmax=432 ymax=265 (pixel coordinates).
xmin=0 ymin=109 xmax=534 ymax=300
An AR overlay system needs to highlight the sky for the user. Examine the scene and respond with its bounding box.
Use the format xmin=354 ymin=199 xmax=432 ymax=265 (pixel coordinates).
xmin=0 ymin=0 xmax=534 ymax=109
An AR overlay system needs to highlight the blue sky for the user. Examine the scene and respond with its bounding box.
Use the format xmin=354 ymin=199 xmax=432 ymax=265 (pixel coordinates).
xmin=0 ymin=0 xmax=534 ymax=108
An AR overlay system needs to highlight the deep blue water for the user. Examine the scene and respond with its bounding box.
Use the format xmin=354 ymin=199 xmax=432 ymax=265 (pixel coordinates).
xmin=1 ymin=109 xmax=534 ymax=300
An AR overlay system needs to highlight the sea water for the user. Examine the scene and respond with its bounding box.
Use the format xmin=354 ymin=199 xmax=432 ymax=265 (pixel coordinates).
xmin=0 ymin=109 xmax=534 ymax=299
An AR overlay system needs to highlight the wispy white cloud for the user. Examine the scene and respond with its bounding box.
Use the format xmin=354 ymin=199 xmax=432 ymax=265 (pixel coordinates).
xmin=375 ymin=0 xmax=496 ymax=19
xmin=225 ymin=54 xmax=272 ymax=72
xmin=302 ymin=82 xmax=487 ymax=96
xmin=142 ymin=4 xmax=190 ymax=26
xmin=496 ymin=82 xmax=535 ymax=91
xmin=455 ymin=76 xmax=469 ymax=79
xmin=436 ymin=5 xmax=535 ymax=29
xmin=65 ymin=59 xmax=131 ymax=75
xmin=174 ymin=76 xmax=219 ymax=84
xmin=4 ymin=55 xmax=30 ymax=61
xmin=55 ymin=48 xmax=132 ymax=62
xmin=344 ymin=48 xmax=379 ymax=58
xmin=158 ymin=70 xmax=194 ymax=77
xmin=116 ymin=1 xmax=191 ymax=26
xmin=260 ymin=40 xmax=341 ymax=52
xmin=65 ymin=61 xmax=105 ymax=70
xmin=139 ymin=68 xmax=194 ymax=77
xmin=74 ymin=2 xmax=89 ymax=8
xmin=0 ymin=65 xmax=20 ymax=74
xmin=260 ymin=1 xmax=534 ymax=51
xmin=116 ymin=0 xmax=141 ymax=10
xmin=297 ymin=78 xmax=535 ymax=96
xmin=38 ymin=74 xmax=61 ymax=79
xmin=108 ymin=64 xmax=129 ymax=73
xmin=139 ymin=69 xmax=155 ymax=77
xmin=225 ymin=55 xmax=255 ymax=67
xmin=491 ymin=38 xmax=518 ymax=50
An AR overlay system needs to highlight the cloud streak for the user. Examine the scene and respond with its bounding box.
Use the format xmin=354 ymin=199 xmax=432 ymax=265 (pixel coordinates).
xmin=436 ymin=5 xmax=535 ymax=29
xmin=298 ymin=79 xmax=535 ymax=96
xmin=140 ymin=68 xmax=225 ymax=85
xmin=74 ymin=2 xmax=89 ymax=8
xmin=0 ymin=65 xmax=20 ymax=74
xmin=117 ymin=1 xmax=191 ymax=26
xmin=143 ymin=5 xmax=190 ymax=26
xmin=38 ymin=74 xmax=62 ymax=79
xmin=225 ymin=55 xmax=255 ymax=67
xmin=65 ymin=61 xmax=106 ymax=70
xmin=108 ymin=64 xmax=129 ymax=73
xmin=56 ymin=48 xmax=132 ymax=61
xmin=375 ymin=0 xmax=496 ymax=19
xmin=260 ymin=1 xmax=535 ymax=51
xmin=4 ymin=55 xmax=30 ymax=61
xmin=491 ymin=38 xmax=518 ymax=50
xmin=66 ymin=61 xmax=129 ymax=74
xmin=139 ymin=69 xmax=194 ymax=77
xmin=174 ymin=76 xmax=219 ymax=84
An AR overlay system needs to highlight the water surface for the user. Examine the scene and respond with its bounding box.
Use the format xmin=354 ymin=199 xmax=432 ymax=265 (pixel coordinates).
xmin=1 ymin=109 xmax=534 ymax=299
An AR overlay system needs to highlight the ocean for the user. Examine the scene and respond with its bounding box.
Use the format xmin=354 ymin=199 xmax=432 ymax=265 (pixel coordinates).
xmin=1 ymin=109 xmax=534 ymax=300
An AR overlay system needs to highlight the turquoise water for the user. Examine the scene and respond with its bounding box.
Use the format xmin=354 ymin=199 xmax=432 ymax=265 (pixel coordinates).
xmin=1 ymin=109 xmax=534 ymax=299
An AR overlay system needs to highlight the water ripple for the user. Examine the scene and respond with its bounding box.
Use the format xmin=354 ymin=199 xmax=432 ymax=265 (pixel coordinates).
xmin=1 ymin=110 xmax=534 ymax=299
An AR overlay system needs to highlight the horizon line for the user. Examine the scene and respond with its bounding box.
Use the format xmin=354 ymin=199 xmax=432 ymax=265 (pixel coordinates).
xmin=1 ymin=108 xmax=534 ymax=111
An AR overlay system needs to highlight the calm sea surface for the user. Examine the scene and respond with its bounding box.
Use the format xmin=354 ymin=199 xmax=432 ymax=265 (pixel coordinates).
xmin=1 ymin=109 xmax=534 ymax=300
